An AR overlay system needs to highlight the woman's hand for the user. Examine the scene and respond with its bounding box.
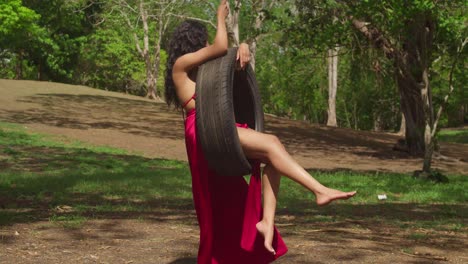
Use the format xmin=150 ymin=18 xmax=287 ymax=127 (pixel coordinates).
xmin=217 ymin=0 xmax=229 ymax=20
xmin=236 ymin=43 xmax=251 ymax=69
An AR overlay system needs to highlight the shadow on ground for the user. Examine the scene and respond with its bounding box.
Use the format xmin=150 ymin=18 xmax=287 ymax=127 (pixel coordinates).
xmin=1 ymin=90 xmax=467 ymax=175
xmin=1 ymin=142 xmax=466 ymax=228
xmin=0 ymin=144 xmax=466 ymax=263
xmin=0 ymin=93 xmax=426 ymax=160
xmin=168 ymin=257 xmax=198 ymax=264
xmin=1 ymin=94 xmax=185 ymax=140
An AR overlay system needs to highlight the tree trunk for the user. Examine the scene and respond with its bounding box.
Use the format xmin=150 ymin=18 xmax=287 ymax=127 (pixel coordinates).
xmin=327 ymin=47 xmax=338 ymax=127
xmin=144 ymin=67 xmax=157 ymax=101
xmin=115 ymin=0 xmax=180 ymax=101
xmin=343 ymin=98 xmax=351 ymax=128
xmin=423 ymin=38 xmax=467 ymax=173
xmin=144 ymin=48 xmax=157 ymax=99
xmin=352 ymin=17 xmax=434 ymax=156
xmin=147 ymin=47 xmax=160 ymax=99
xmin=398 ymin=113 xmax=406 ymax=135
xmin=250 ymin=0 xmax=270 ymax=71
xmin=460 ymin=104 xmax=466 ymax=125
xmin=139 ymin=0 xmax=157 ymax=100
xmin=147 ymin=20 xmax=163 ymax=100
xmin=248 ymin=16 xmax=260 ymax=71
xmin=37 ymin=63 xmax=41 ymax=81
xmin=15 ymin=50 xmax=23 ymax=79
xmin=373 ymin=114 xmax=382 ymax=132
xmin=373 ymin=60 xmax=383 ymax=132
xmin=396 ymin=73 xmax=426 ymax=155
xmin=146 ymin=71 xmax=157 ymax=99
xmin=396 ymin=14 xmax=434 ymax=157
xmin=250 ymin=39 xmax=258 ymax=71
xmin=226 ymin=0 xmax=241 ymax=46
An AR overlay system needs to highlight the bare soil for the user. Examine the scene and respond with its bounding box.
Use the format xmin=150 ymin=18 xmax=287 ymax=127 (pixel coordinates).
xmin=0 ymin=79 xmax=467 ymax=263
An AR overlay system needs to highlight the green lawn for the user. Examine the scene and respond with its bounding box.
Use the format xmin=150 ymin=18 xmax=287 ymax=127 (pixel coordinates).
xmin=438 ymin=128 xmax=468 ymax=144
xmin=0 ymin=122 xmax=192 ymax=226
xmin=0 ymin=121 xmax=466 ymax=231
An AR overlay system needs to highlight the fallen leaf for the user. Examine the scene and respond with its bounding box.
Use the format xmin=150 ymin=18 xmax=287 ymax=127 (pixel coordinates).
xmin=55 ymin=205 xmax=74 ymax=213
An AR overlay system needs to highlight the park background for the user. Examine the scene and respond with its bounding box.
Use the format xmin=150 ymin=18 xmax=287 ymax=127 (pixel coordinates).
xmin=0 ymin=0 xmax=467 ymax=263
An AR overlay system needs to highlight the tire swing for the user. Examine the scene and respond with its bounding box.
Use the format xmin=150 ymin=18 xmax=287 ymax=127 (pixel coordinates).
xmin=196 ymin=47 xmax=264 ymax=177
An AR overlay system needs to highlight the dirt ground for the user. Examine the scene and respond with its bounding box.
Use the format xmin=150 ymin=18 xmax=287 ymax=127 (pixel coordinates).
xmin=0 ymin=79 xmax=467 ymax=263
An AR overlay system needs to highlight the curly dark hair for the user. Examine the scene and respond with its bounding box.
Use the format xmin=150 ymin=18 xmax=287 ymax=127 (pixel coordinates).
xmin=165 ymin=20 xmax=208 ymax=109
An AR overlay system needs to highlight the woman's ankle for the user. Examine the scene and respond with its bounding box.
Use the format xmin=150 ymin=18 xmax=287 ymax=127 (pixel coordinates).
xmin=258 ymin=218 xmax=274 ymax=226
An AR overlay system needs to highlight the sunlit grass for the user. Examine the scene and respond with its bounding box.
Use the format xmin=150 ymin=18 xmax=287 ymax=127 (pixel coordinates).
xmin=0 ymin=121 xmax=466 ymax=231
xmin=0 ymin=121 xmax=128 ymax=154
xmin=0 ymin=121 xmax=192 ymax=227
xmin=278 ymin=170 xmax=467 ymax=206
xmin=438 ymin=128 xmax=468 ymax=144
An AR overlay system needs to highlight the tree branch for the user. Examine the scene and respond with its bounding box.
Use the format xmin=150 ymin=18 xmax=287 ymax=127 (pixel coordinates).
xmin=140 ymin=1 xmax=149 ymax=56
xmin=72 ymin=0 xmax=102 ymax=13
xmin=116 ymin=2 xmax=144 ymax=57
xmin=351 ymin=18 xmax=395 ymax=58
xmin=167 ymin=13 xmax=216 ymax=29
xmin=118 ymin=0 xmax=138 ymax=14
xmin=226 ymin=0 xmax=241 ymax=46
xmin=431 ymin=37 xmax=467 ymax=137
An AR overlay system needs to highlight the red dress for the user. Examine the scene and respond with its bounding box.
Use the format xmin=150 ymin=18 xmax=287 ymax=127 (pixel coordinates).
xmin=184 ymin=106 xmax=288 ymax=264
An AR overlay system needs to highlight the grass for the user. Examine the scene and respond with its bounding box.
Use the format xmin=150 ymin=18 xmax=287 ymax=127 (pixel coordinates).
xmin=406 ymin=232 xmax=429 ymax=241
xmin=49 ymin=214 xmax=88 ymax=229
xmin=0 ymin=121 xmax=466 ymax=231
xmin=437 ymin=128 xmax=468 ymax=144
xmin=278 ymin=170 xmax=467 ymax=206
xmin=277 ymin=171 xmax=467 ymax=231
xmin=0 ymin=121 xmax=192 ymax=227
xmin=0 ymin=122 xmax=128 ymax=155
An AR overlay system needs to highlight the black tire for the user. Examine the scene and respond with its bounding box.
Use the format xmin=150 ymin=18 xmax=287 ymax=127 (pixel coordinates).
xmin=196 ymin=48 xmax=264 ymax=176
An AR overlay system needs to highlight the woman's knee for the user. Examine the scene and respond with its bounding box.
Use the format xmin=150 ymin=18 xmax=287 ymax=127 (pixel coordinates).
xmin=270 ymin=134 xmax=286 ymax=151
xmin=266 ymin=134 xmax=285 ymax=158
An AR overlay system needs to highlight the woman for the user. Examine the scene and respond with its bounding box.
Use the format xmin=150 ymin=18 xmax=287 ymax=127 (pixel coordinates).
xmin=165 ymin=1 xmax=356 ymax=263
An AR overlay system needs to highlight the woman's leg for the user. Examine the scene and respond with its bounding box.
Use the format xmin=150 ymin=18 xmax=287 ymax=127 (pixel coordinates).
xmin=237 ymin=127 xmax=355 ymax=254
xmin=237 ymin=127 xmax=356 ymax=206
xmin=256 ymin=164 xmax=280 ymax=255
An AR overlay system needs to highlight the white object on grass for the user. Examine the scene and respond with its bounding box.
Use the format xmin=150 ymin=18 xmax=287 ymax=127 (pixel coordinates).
xmin=377 ymin=194 xmax=387 ymax=200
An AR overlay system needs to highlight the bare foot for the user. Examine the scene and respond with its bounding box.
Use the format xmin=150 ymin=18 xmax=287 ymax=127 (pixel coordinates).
xmin=316 ymin=187 xmax=356 ymax=206
xmin=256 ymin=220 xmax=276 ymax=255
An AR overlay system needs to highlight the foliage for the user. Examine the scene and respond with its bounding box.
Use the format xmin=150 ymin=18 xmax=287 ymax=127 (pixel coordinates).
xmin=78 ymin=24 xmax=146 ymax=94
xmin=24 ymin=0 xmax=91 ymax=81
xmin=339 ymin=47 xmax=400 ymax=130
xmin=0 ymin=0 xmax=465 ymax=129
xmin=284 ymin=0 xmax=467 ymax=130
xmin=0 ymin=0 xmax=39 ymax=38
xmin=256 ymin=41 xmax=328 ymax=122
xmin=0 ymin=0 xmax=91 ymax=81
xmin=0 ymin=0 xmax=44 ymax=78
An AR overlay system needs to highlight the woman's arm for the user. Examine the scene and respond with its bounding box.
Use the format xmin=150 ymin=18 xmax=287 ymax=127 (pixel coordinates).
xmin=173 ymin=0 xmax=229 ymax=72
